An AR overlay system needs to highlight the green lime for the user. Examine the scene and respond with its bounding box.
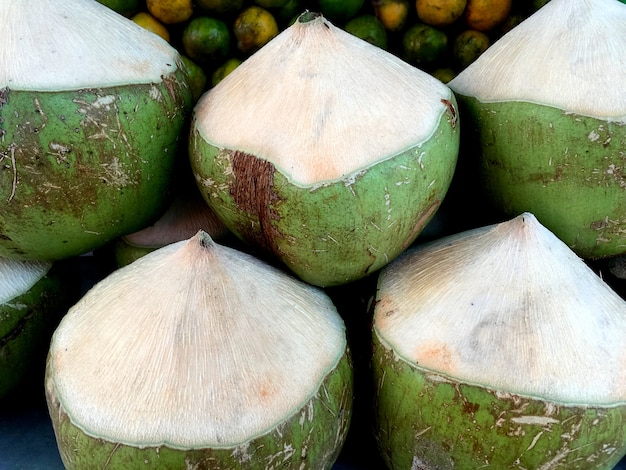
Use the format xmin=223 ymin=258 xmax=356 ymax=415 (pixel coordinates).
xmin=180 ymin=55 xmax=208 ymax=102
xmin=212 ymin=57 xmax=243 ymax=87
xmin=344 ymin=14 xmax=388 ymax=50
xmin=182 ymin=16 xmax=231 ymax=65
xmin=254 ymin=0 xmax=291 ymax=8
xmin=196 ymin=0 xmax=245 ymax=17
xmin=453 ymin=29 xmax=490 ymax=69
xmin=431 ymin=67 xmax=456 ymax=83
xmin=317 ymin=0 xmax=365 ymax=23
xmin=96 ymin=0 xmax=140 ymax=17
xmin=275 ymin=0 xmax=307 ymax=24
xmin=402 ymin=23 xmax=448 ymax=68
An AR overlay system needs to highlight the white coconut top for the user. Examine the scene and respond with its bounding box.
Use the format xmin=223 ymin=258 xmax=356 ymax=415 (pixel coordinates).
xmin=0 ymin=258 xmax=52 ymax=304
xmin=374 ymin=213 xmax=626 ymax=405
xmin=48 ymin=231 xmax=347 ymax=448
xmin=0 ymin=0 xmax=180 ymax=90
xmin=448 ymin=0 xmax=626 ymax=122
xmin=193 ymin=13 xmax=454 ymax=186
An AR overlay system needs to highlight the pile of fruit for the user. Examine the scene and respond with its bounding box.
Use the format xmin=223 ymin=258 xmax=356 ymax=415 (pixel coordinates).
xmin=100 ymin=0 xmax=549 ymax=93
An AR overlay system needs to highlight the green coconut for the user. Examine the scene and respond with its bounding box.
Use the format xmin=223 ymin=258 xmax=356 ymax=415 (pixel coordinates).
xmin=447 ymin=0 xmax=626 ymax=260
xmin=46 ymin=230 xmax=352 ymax=469
xmin=372 ymin=213 xmax=626 ymax=469
xmin=189 ymin=11 xmax=459 ymax=287
xmin=0 ymin=0 xmax=192 ymax=261
xmin=0 ymin=258 xmax=67 ymax=398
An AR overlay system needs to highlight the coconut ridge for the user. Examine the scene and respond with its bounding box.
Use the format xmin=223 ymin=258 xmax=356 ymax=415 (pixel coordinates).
xmin=374 ymin=213 xmax=626 ymax=405
xmin=47 ymin=232 xmax=347 ymax=448
xmin=193 ymin=13 xmax=454 ymax=186
xmin=448 ymin=0 xmax=626 ymax=122
xmin=0 ymin=0 xmax=180 ymax=90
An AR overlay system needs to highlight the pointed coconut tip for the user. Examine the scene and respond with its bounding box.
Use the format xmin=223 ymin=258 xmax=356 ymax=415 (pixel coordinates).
xmin=448 ymin=0 xmax=626 ymax=121
xmin=0 ymin=0 xmax=181 ymax=90
xmin=0 ymin=257 xmax=52 ymax=304
xmin=192 ymin=11 xmax=455 ymax=186
xmin=48 ymin=232 xmax=347 ymax=448
xmin=375 ymin=212 xmax=626 ymax=405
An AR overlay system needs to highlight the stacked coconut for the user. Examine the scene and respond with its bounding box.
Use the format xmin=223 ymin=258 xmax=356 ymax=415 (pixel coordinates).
xmin=4 ymin=0 xmax=626 ymax=469
xmin=371 ymin=0 xmax=626 ymax=468
xmin=0 ymin=0 xmax=193 ymax=402
xmin=39 ymin=6 xmax=461 ymax=466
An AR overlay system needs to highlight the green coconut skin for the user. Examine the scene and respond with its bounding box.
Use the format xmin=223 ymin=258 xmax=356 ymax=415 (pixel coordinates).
xmin=0 ymin=68 xmax=192 ymax=261
xmin=46 ymin=350 xmax=353 ymax=470
xmin=189 ymin=100 xmax=459 ymax=287
xmin=112 ymin=238 xmax=157 ymax=268
xmin=372 ymin=332 xmax=626 ymax=469
xmin=0 ymin=268 xmax=67 ymax=398
xmin=456 ymin=95 xmax=626 ymax=259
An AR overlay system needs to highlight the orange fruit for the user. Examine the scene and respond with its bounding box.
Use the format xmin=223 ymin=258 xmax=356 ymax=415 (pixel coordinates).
xmin=402 ymin=23 xmax=448 ymax=68
xmin=131 ymin=12 xmax=170 ymax=42
xmin=453 ymin=29 xmax=490 ymax=69
xmin=373 ymin=0 xmax=410 ymax=32
xmin=416 ymin=0 xmax=467 ymax=28
xmin=464 ymin=0 xmax=512 ymax=32
xmin=431 ymin=67 xmax=456 ymax=83
xmin=146 ymin=0 xmax=194 ymax=24
xmin=212 ymin=57 xmax=243 ymax=87
xmin=233 ymin=6 xmax=279 ymax=55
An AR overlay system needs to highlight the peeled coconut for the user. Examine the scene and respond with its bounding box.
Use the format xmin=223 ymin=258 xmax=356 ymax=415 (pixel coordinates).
xmin=189 ymin=11 xmax=459 ymax=287
xmin=0 ymin=258 xmax=67 ymax=398
xmin=0 ymin=0 xmax=192 ymax=261
xmin=46 ymin=231 xmax=352 ymax=469
xmin=372 ymin=213 xmax=626 ymax=469
xmin=447 ymin=0 xmax=626 ymax=260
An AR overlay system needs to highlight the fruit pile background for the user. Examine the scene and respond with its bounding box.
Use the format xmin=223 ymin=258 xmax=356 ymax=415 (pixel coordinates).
xmin=100 ymin=0 xmax=550 ymax=97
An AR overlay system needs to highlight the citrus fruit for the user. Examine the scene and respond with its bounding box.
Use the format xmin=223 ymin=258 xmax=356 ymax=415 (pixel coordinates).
xmin=254 ymin=0 xmax=291 ymax=8
xmin=453 ymin=29 xmax=490 ymax=69
xmin=275 ymin=0 xmax=307 ymax=24
xmin=233 ymin=6 xmax=279 ymax=55
xmin=131 ymin=11 xmax=170 ymax=42
xmin=317 ymin=0 xmax=365 ymax=23
xmin=182 ymin=16 xmax=231 ymax=65
xmin=196 ymin=0 xmax=245 ymax=17
xmin=464 ymin=0 xmax=512 ymax=31
xmin=180 ymin=55 xmax=208 ymax=101
xmin=402 ymin=23 xmax=449 ymax=68
xmin=344 ymin=14 xmax=388 ymax=49
xmin=416 ymin=0 xmax=468 ymax=27
xmin=96 ymin=0 xmax=140 ymax=17
xmin=431 ymin=67 xmax=456 ymax=83
xmin=373 ymin=0 xmax=410 ymax=31
xmin=211 ymin=57 xmax=243 ymax=87
xmin=146 ymin=0 xmax=194 ymax=24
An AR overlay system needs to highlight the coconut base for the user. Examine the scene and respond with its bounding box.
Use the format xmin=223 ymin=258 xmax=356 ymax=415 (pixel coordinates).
xmin=372 ymin=333 xmax=626 ymax=469
xmin=46 ymin=351 xmax=353 ymax=469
